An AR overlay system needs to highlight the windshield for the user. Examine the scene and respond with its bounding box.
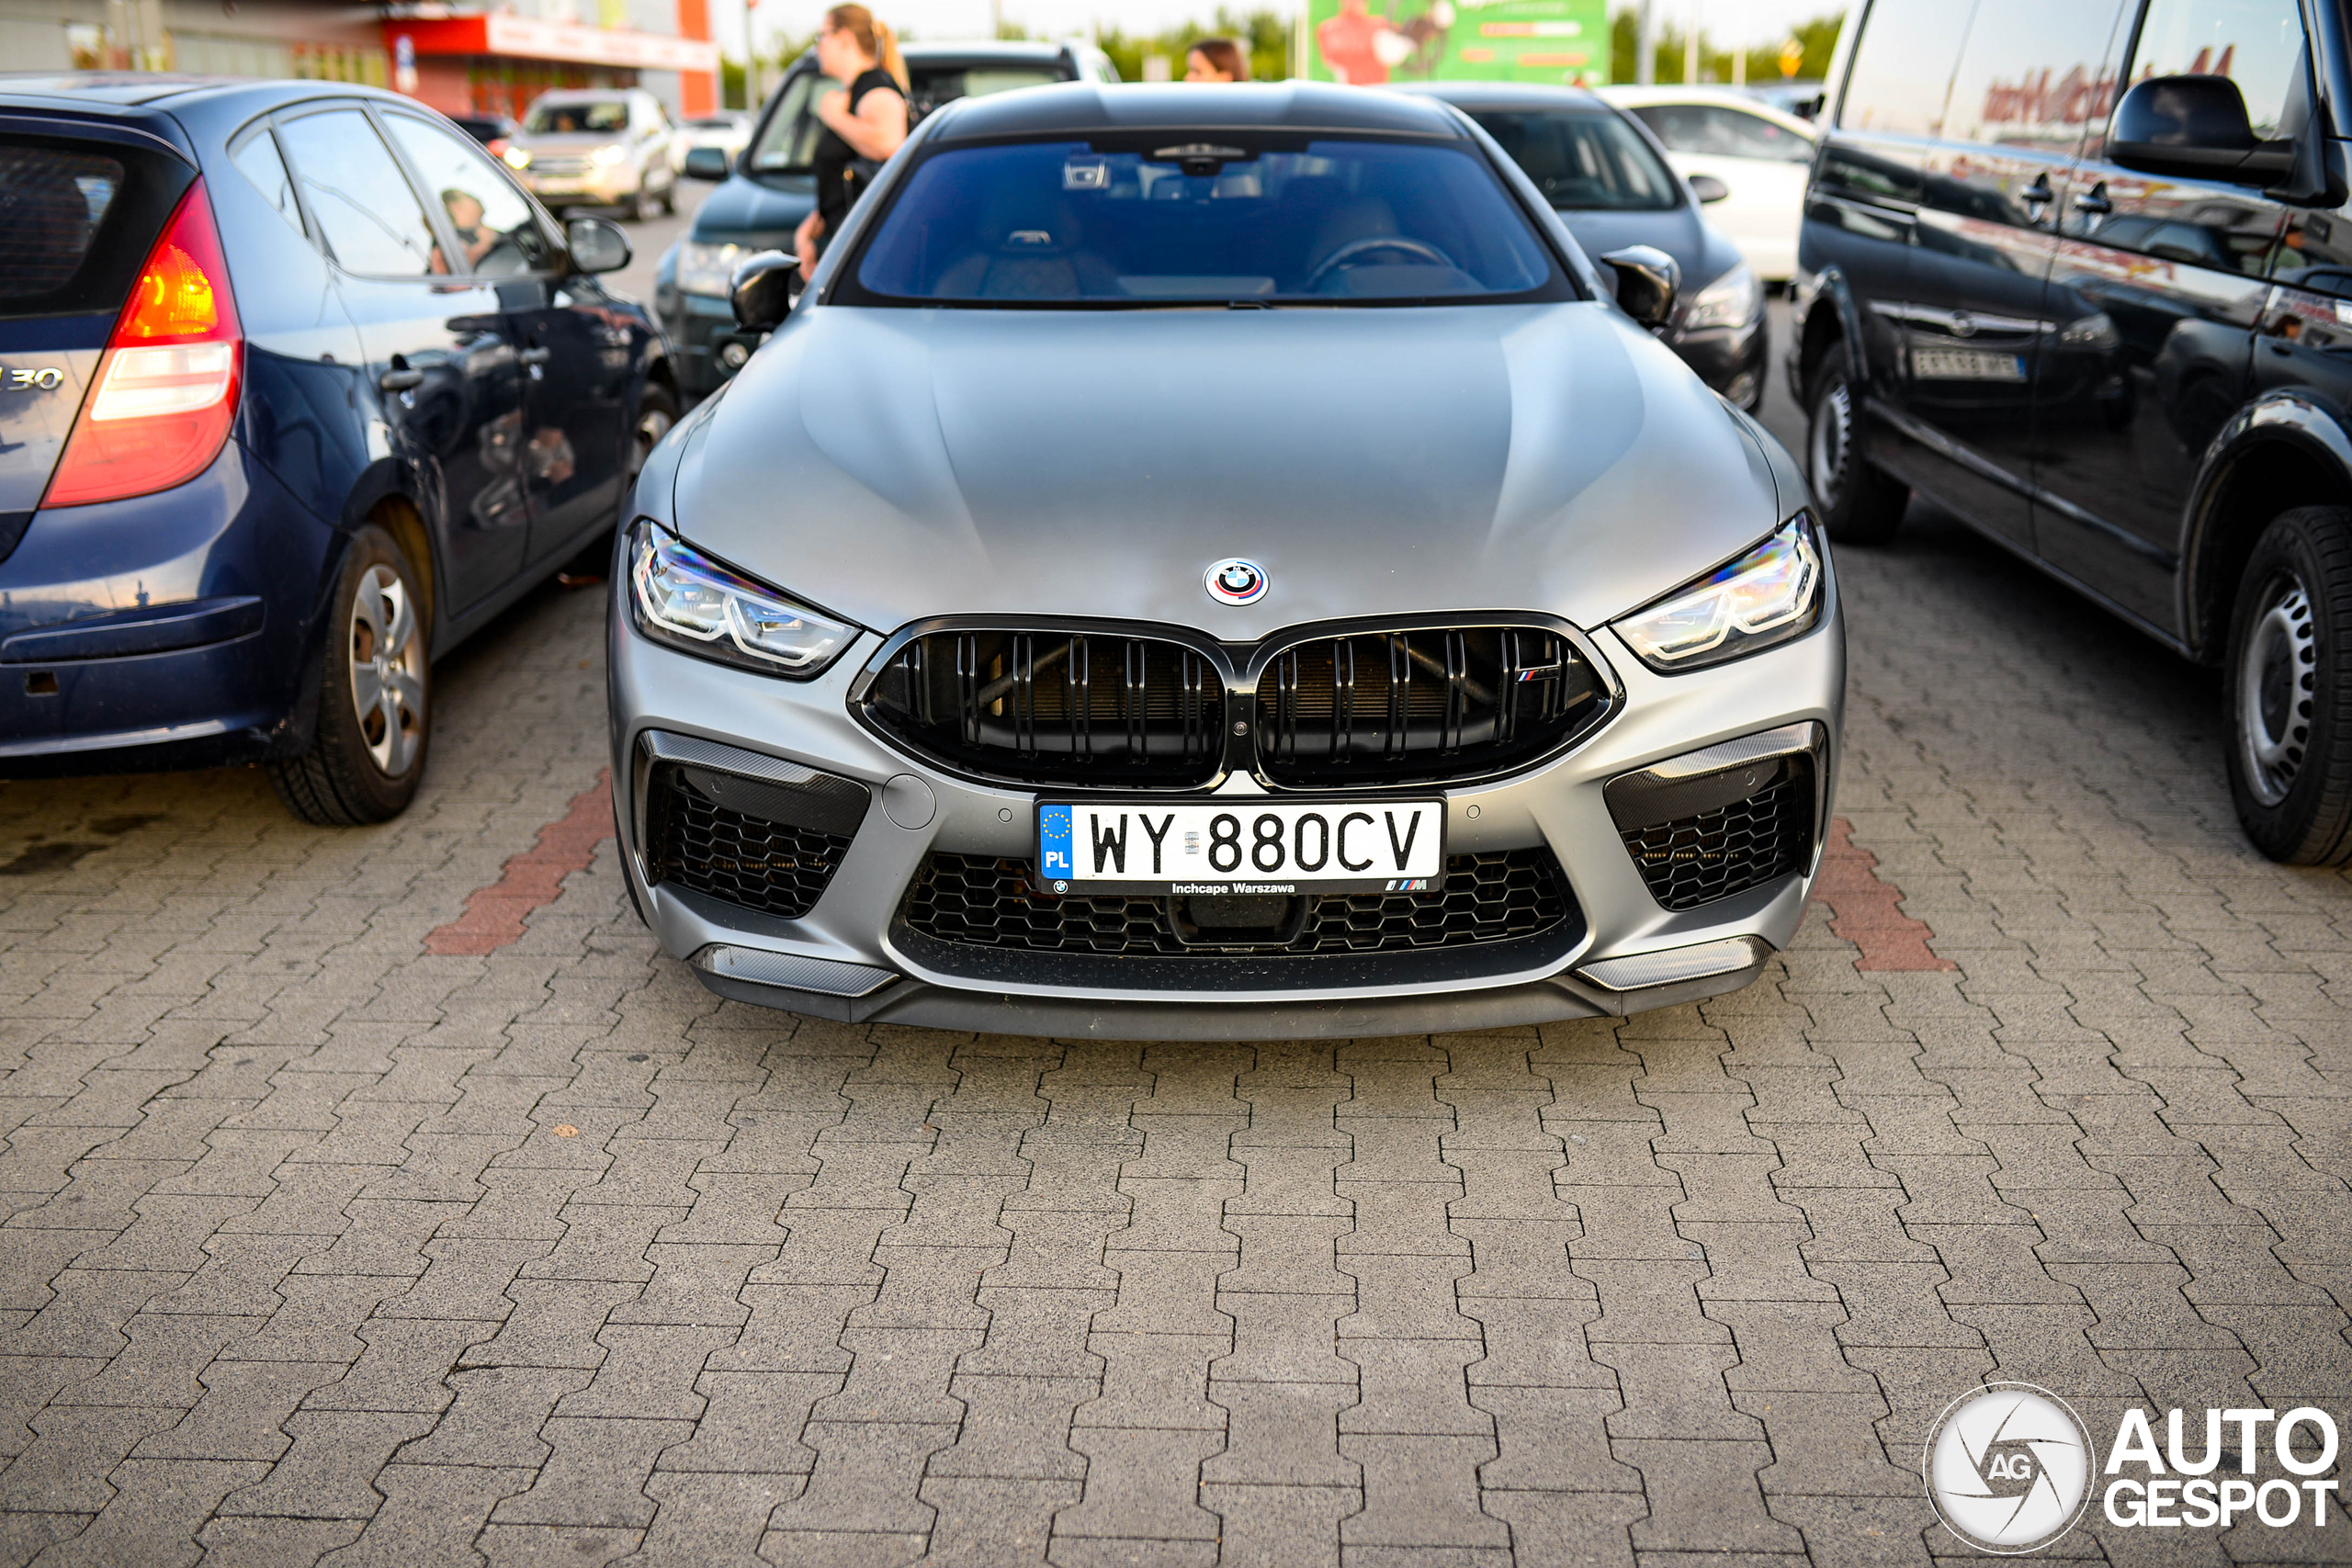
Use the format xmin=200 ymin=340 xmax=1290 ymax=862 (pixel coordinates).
xmin=526 ymin=100 xmax=628 ymax=135
xmin=843 ymin=136 xmax=1566 ymax=307
xmin=1468 ymin=110 xmax=1680 ymax=211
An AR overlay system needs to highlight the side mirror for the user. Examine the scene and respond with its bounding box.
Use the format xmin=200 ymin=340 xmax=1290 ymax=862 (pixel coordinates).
xmin=2109 ymin=74 xmax=2295 ymax=185
xmin=684 ymin=145 xmax=732 ymax=181
xmin=566 ymin=216 xmax=632 ymax=275
xmin=1600 ymin=244 xmax=1679 ymax=329
xmin=1688 ymin=173 xmax=1731 ymax=204
xmin=729 ymin=249 xmax=799 ymax=332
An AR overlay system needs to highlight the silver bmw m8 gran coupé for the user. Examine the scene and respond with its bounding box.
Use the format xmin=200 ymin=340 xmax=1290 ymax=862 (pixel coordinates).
xmin=608 ymin=81 xmax=1843 ymax=1039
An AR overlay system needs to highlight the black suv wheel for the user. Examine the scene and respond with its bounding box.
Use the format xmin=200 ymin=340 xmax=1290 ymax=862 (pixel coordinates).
xmin=1806 ymin=342 xmax=1911 ymax=545
xmin=2226 ymin=505 xmax=2352 ymax=864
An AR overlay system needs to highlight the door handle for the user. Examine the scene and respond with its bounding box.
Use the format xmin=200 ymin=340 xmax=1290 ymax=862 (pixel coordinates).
xmin=378 ymin=368 xmax=424 ymax=391
xmin=519 ymin=346 xmax=553 ymax=365
xmin=2073 ymin=182 xmax=2112 ymax=216
xmin=2021 ymin=173 xmax=2053 ymax=206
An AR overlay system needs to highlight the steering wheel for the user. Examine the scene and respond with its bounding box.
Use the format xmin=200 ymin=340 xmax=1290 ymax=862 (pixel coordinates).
xmin=1305 ymin=234 xmax=1458 ymax=290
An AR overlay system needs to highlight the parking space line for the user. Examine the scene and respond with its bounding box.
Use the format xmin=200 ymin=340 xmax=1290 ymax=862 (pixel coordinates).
xmin=1814 ymin=815 xmax=1956 ymax=972
xmin=424 ymin=769 xmax=615 ymax=955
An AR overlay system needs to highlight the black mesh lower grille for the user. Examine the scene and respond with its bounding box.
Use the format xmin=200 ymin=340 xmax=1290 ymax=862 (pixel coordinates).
xmin=1619 ymin=773 xmax=1810 ymax=911
xmin=900 ymin=848 xmax=1573 ymax=955
xmin=647 ymin=767 xmax=854 ymax=919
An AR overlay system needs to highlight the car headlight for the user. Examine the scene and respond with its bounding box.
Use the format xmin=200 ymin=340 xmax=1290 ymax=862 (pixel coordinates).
xmin=1612 ymin=513 xmax=1824 ymax=672
xmin=675 ymin=239 xmax=746 ymax=297
xmin=503 ymin=146 xmax=531 ymax=169
xmin=1679 ymin=263 xmax=1761 ymax=333
xmin=628 ymin=521 xmax=859 ymax=677
xmin=593 ymin=143 xmax=628 ymax=166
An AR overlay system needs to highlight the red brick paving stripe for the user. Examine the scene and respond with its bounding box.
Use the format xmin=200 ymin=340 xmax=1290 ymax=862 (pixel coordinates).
xmin=1814 ymin=815 xmax=1957 ymax=972
xmin=424 ymin=769 xmax=616 ymax=956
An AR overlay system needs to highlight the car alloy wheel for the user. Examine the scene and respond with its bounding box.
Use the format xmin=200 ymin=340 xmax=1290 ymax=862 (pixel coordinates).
xmin=1804 ymin=343 xmax=1907 ymax=545
xmin=2236 ymin=572 xmax=2316 ymax=807
xmin=633 ymin=397 xmax=675 ymax=479
xmin=348 ymin=564 xmax=427 ymax=776
xmin=2224 ymin=505 xmax=2352 ymax=864
xmin=1810 ymin=377 xmax=1856 ymax=512
xmin=266 ymin=525 xmax=432 ymax=826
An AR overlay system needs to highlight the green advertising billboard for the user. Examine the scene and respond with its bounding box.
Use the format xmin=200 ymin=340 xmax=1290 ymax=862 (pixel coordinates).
xmin=1302 ymin=0 xmax=1610 ymax=87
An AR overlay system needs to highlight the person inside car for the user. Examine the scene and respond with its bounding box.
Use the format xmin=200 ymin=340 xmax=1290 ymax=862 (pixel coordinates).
xmin=794 ymin=4 xmax=910 ymax=277
xmin=439 ymin=188 xmax=497 ymax=270
xmin=1184 ymin=38 xmax=1250 ymax=83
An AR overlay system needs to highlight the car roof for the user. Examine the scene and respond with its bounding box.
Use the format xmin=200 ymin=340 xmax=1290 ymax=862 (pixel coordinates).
xmin=1391 ymin=81 xmax=1610 ymax=113
xmin=1595 ymin=85 xmax=1818 ymax=134
xmin=927 ymin=81 xmax=1467 ymax=142
xmin=901 ymin=39 xmax=1075 ymax=63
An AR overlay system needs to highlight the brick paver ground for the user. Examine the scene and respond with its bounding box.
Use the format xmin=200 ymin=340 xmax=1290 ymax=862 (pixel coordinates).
xmin=0 ymin=368 xmax=2346 ymax=1566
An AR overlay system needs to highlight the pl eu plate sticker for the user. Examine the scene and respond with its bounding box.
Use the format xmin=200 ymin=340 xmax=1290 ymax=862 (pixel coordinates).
xmin=1038 ymin=804 xmax=1075 ymax=886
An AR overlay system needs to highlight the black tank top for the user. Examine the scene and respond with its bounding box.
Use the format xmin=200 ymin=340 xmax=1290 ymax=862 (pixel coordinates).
xmin=813 ymin=67 xmax=901 ymax=231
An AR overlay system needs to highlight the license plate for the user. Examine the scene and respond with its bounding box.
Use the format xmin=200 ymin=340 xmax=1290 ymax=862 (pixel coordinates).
xmin=1036 ymin=800 xmax=1444 ymax=896
xmin=1912 ymin=346 xmax=2026 ymax=382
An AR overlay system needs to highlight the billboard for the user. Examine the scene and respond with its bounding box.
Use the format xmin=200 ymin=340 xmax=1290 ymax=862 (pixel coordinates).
xmin=1302 ymin=0 xmax=1610 ymax=87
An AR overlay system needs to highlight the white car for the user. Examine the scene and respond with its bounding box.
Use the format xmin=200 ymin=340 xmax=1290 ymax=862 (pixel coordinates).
xmin=1599 ymin=86 xmax=1815 ymax=282
xmin=673 ymin=110 xmax=752 ymax=168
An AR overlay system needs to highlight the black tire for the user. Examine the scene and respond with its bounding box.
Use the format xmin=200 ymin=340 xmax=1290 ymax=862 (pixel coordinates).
xmin=266 ymin=527 xmax=432 ymax=826
xmin=1805 ymin=342 xmax=1911 ymax=545
xmin=659 ymin=180 xmax=676 ymax=217
xmin=2224 ymin=505 xmax=2352 ymax=864
xmin=629 ymin=185 xmax=656 ymax=223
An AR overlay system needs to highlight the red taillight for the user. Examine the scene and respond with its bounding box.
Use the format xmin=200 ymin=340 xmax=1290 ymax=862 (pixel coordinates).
xmin=43 ymin=177 xmax=244 ymax=510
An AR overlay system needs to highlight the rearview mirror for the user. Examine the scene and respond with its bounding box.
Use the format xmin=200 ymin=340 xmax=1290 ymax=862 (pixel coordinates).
xmin=684 ymin=145 xmax=732 ymax=181
xmin=1600 ymin=245 xmax=1679 ymax=329
xmin=2108 ymin=74 xmax=2295 ymax=185
xmin=729 ymin=249 xmax=799 ymax=333
xmin=566 ymin=216 xmax=632 ymax=275
xmin=1689 ymin=173 xmax=1730 ymax=204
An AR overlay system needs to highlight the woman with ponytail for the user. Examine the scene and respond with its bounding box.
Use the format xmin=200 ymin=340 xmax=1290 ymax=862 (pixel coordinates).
xmin=795 ymin=4 xmax=910 ymax=277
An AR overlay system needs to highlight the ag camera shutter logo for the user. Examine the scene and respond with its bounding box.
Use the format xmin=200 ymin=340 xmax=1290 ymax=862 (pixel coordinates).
xmin=1924 ymin=1383 xmax=2095 ymax=1554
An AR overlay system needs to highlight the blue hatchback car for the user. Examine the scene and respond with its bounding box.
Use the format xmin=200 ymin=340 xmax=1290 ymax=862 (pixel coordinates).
xmin=0 ymin=73 xmax=676 ymax=821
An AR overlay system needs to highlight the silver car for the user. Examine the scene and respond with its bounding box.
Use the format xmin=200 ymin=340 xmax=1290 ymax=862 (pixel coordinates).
xmin=505 ymin=88 xmax=677 ymax=221
xmin=608 ymin=83 xmax=1844 ymax=1039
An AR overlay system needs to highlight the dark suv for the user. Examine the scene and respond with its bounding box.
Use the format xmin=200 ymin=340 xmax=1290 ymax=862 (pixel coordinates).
xmin=1792 ymin=0 xmax=2352 ymax=863
xmin=656 ymin=39 xmax=1118 ymax=395
xmin=0 ymin=74 xmax=674 ymax=821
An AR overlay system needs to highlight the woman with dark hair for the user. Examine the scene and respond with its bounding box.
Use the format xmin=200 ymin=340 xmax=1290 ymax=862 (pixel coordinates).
xmin=793 ymin=4 xmax=910 ymax=277
xmin=1183 ymin=38 xmax=1250 ymax=83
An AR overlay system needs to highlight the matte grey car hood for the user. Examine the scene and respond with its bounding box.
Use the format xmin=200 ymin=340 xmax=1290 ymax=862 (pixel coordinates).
xmin=666 ymin=300 xmax=1784 ymax=641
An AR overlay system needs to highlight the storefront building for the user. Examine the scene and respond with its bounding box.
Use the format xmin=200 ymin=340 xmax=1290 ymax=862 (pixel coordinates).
xmin=0 ymin=0 xmax=716 ymax=118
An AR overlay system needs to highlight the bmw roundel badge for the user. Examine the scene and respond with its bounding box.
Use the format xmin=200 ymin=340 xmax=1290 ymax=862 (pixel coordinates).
xmin=1205 ymin=558 xmax=1268 ymax=606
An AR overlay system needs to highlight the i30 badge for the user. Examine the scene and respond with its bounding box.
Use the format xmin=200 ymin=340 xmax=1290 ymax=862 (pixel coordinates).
xmin=1205 ymin=558 xmax=1267 ymax=606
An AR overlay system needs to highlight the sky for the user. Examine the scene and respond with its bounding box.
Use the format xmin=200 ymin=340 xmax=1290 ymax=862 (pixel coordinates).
xmin=722 ymin=0 xmax=1837 ymax=62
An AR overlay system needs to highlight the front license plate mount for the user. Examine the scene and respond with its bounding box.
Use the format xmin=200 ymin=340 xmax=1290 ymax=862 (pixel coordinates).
xmin=1035 ymin=799 xmax=1446 ymax=897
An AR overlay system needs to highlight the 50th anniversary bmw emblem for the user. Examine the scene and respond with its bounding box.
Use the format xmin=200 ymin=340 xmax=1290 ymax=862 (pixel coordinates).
xmin=1205 ymin=558 xmax=1267 ymax=606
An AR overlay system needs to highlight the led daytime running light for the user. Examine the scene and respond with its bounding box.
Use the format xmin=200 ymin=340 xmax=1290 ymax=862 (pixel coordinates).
xmin=1614 ymin=515 xmax=1823 ymax=671
xmin=629 ymin=523 xmax=856 ymax=678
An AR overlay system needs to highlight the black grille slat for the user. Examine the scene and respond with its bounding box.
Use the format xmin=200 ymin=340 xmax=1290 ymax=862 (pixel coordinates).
xmin=868 ymin=623 xmax=1610 ymax=790
xmin=901 ymin=849 xmax=1573 ymax=955
xmin=647 ymin=766 xmax=854 ymax=919
xmin=1620 ymin=773 xmax=1811 ymax=911
xmin=868 ymin=629 xmax=1228 ymax=788
xmin=1253 ymin=626 xmax=1609 ymax=787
